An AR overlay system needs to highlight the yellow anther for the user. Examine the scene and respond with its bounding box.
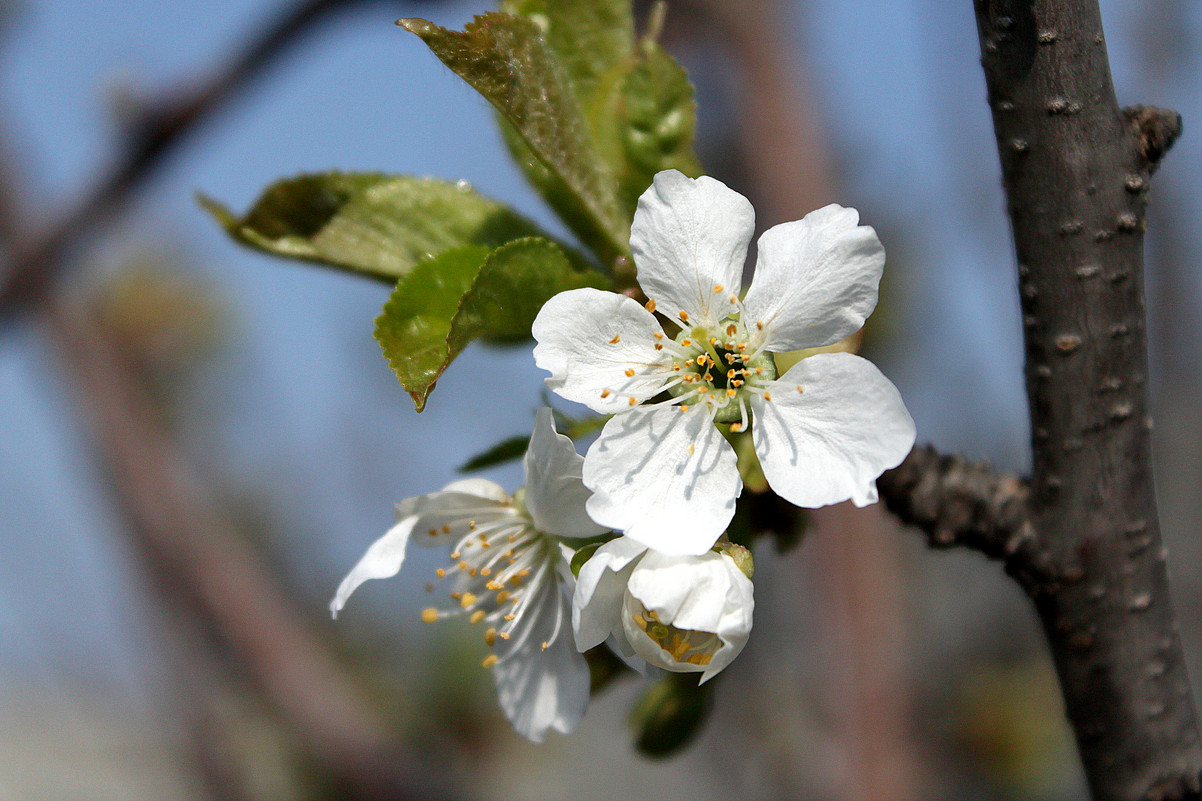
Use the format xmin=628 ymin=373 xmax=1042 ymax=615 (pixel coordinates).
xmin=468 ymin=568 xmax=477 ymax=577
xmin=541 ymin=641 xmax=548 ymax=652
xmin=601 ymin=389 xmax=611 ymax=398
xmin=427 ymin=528 xmax=438 ymax=537
xmin=450 ymin=592 xmax=462 ymax=600
xmin=624 ymin=368 xmax=635 ymax=377
xmin=730 ymin=423 xmax=743 ymax=432
xmin=728 ymin=294 xmax=739 ymax=304
xmin=681 ymin=338 xmax=692 ymax=347
xmin=737 ymin=343 xmax=747 ymax=351
xmin=609 ymin=333 xmax=621 ymax=344
xmin=653 ymin=331 xmax=663 ymax=340
xmin=712 ymin=284 xmax=724 ymax=293
xmin=756 ymin=321 xmax=764 ymax=330
xmin=470 ymin=610 xmax=486 ymax=625
xmin=460 ymin=592 xmax=478 ymax=609
xmin=732 ymin=380 xmax=743 ymax=387
xmin=655 ymin=343 xmax=664 ymax=350
xmin=485 ymin=628 xmax=497 ymax=647
xmin=441 ymin=524 xmax=451 ymax=534
xmin=450 ymin=550 xmax=461 ymax=560
xmin=503 ymin=614 xmax=516 ymax=622
xmin=435 ymin=568 xmax=446 ymax=578
xmin=480 ymin=567 xmax=491 ymax=576
xmin=629 ymin=397 xmax=638 ymax=406
xmin=687 ymin=443 xmax=695 ymax=455
xmin=679 ymin=404 xmax=689 ymax=412
xmin=486 ymin=580 xmax=504 ymax=591
xmin=672 ymin=641 xmax=690 ymax=660
xmin=685 ymin=358 xmax=695 ymax=367
xmin=632 ymin=613 xmax=648 ymax=630
xmin=763 ymin=391 xmax=773 ymax=401
xmin=796 ymin=385 xmax=804 ymax=393
xmin=679 ymin=311 xmax=689 ymax=322
xmin=645 ymin=299 xmax=657 ymax=313
xmin=704 ymin=373 xmax=713 ymax=381
xmin=468 ymin=520 xmax=476 ymax=529
xmin=726 ymin=324 xmax=737 ymax=336
xmin=495 ymin=590 xmax=511 ymax=604
xmin=482 ymin=654 xmax=499 ymax=669
xmin=727 ymin=369 xmax=736 ymax=379
xmin=421 ymin=608 xmax=439 ymax=624
xmin=458 ymin=561 xmax=469 ymax=571
xmin=726 ymin=388 xmax=737 ymax=398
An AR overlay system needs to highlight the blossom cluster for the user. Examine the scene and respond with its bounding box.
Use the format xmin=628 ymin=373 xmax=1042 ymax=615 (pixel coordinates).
xmin=331 ymin=171 xmax=915 ymax=741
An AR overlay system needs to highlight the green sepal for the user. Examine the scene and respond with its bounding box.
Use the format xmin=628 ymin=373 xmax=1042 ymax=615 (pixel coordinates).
xmin=632 ymin=671 xmax=714 ymax=758
xmin=374 ymin=237 xmax=605 ymax=411
xmin=199 ymin=172 xmax=578 ymax=282
xmin=569 ymin=540 xmax=605 ymax=577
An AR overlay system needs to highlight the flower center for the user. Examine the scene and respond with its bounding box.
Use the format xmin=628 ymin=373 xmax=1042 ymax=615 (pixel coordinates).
xmin=629 ymin=606 xmax=717 ymax=666
xmin=665 ymin=319 xmax=776 ymax=424
xmin=420 ymin=511 xmax=557 ymax=665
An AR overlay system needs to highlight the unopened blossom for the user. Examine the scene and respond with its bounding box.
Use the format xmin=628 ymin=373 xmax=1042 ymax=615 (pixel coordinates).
xmin=330 ymin=408 xmax=608 ymax=742
xmin=532 ymin=169 xmax=915 ymax=556
xmin=573 ymin=537 xmax=753 ymax=683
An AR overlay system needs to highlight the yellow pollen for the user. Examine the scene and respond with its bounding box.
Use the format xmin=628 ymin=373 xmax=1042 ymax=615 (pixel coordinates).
xmin=624 ymin=368 xmax=635 ymax=377
xmin=763 ymin=391 xmax=773 ymax=401
xmin=681 ymin=338 xmax=692 ymax=347
xmin=468 ymin=520 xmax=476 ymax=529
xmin=441 ymin=524 xmax=451 ymax=534
xmin=726 ymin=324 xmax=737 ymax=336
xmin=680 ymin=404 xmax=689 ymax=412
xmin=704 ymin=373 xmax=713 ymax=381
xmin=421 ymin=607 xmax=439 ymax=624
xmin=737 ymin=343 xmax=747 ymax=351
xmin=709 ymin=337 xmax=718 ymax=346
xmin=504 ymin=614 xmax=516 ymax=622
xmin=460 ymin=592 xmax=478 ymax=609
xmin=541 ymin=641 xmax=549 ymax=651
xmin=645 ymin=299 xmax=657 ymax=313
xmin=486 ymin=580 xmax=504 ymax=591
xmin=480 ymin=567 xmax=491 ymax=576
xmin=727 ymin=369 xmax=736 ymax=379
xmin=726 ymin=388 xmax=737 ymax=397
xmin=468 ymin=568 xmax=477 ymax=577
xmin=728 ymin=294 xmax=738 ymax=304
xmin=427 ymin=528 xmax=438 ymax=537
xmin=632 ymin=613 xmax=647 ymax=630
xmin=609 ymin=333 xmax=621 ymax=344
xmin=653 ymin=331 xmax=663 ymax=340
xmin=629 ymin=397 xmax=638 ymax=406
xmin=482 ymin=654 xmax=499 ymax=669
xmin=679 ymin=311 xmax=689 ymax=322
xmin=601 ymin=389 xmax=611 ymax=398
xmin=756 ymin=321 xmax=764 ymax=330
xmin=655 ymin=343 xmax=664 ymax=350
xmin=732 ymin=380 xmax=743 ymax=387
xmin=712 ymin=284 xmax=724 ymax=293
xmin=796 ymin=385 xmax=804 ymax=392
xmin=688 ymin=443 xmax=695 ymax=455
xmin=485 ymin=628 xmax=497 ymax=646
xmin=470 ymin=610 xmax=486 ymax=625
xmin=435 ymin=568 xmax=446 ymax=578
xmin=450 ymin=550 xmax=461 ymax=560
xmin=756 ymin=367 xmax=764 ymax=375
xmin=730 ymin=423 xmax=743 ymax=432
xmin=685 ymin=358 xmax=695 ymax=367
xmin=495 ymin=590 xmax=511 ymax=603
xmin=458 ymin=561 xmax=469 ymax=571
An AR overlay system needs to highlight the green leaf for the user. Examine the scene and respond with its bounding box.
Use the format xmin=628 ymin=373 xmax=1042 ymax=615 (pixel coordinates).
xmin=400 ymin=15 xmax=629 ymax=263
xmin=375 ymin=237 xmax=605 ymax=411
xmin=457 ymin=434 xmax=530 ymax=472
xmin=199 ymin=172 xmax=555 ymax=283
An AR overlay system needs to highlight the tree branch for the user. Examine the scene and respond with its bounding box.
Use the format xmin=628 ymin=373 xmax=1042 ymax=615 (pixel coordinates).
xmin=968 ymin=1 xmax=1201 ymax=798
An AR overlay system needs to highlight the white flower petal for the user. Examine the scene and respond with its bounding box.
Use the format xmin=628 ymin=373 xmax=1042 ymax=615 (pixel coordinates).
xmin=492 ymin=572 xmax=590 ymax=742
xmin=532 ymin=288 xmax=673 ymax=414
xmin=583 ymin=407 xmax=740 ymax=556
xmin=397 ymin=489 xmax=514 ymax=550
xmin=329 ymin=516 xmax=418 ymax=617
xmin=523 ymin=408 xmax=609 ymax=539
xmin=622 ymin=550 xmax=754 ymax=683
xmin=630 ymin=170 xmax=754 ymax=327
xmin=751 ymin=352 xmax=915 ymax=509
xmin=572 ymin=537 xmax=647 ymax=651
xmin=741 ymin=204 xmax=885 ymax=351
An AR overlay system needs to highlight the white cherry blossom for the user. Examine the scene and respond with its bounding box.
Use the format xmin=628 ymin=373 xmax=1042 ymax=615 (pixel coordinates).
xmin=573 ymin=537 xmax=753 ymax=683
xmin=329 ymin=408 xmax=608 ymax=742
xmin=532 ymin=170 xmax=916 ymax=556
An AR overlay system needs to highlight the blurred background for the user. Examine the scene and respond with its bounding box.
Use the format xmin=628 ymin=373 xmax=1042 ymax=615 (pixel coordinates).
xmin=1 ymin=0 xmax=1199 ymax=799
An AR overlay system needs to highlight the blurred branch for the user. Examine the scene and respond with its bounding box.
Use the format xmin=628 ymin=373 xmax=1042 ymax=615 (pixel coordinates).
xmin=0 ymin=0 xmax=395 ymax=324
xmin=46 ymin=297 xmax=443 ymax=801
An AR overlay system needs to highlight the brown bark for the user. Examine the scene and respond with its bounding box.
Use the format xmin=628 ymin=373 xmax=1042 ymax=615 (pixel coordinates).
xmin=882 ymin=2 xmax=1201 ymax=799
